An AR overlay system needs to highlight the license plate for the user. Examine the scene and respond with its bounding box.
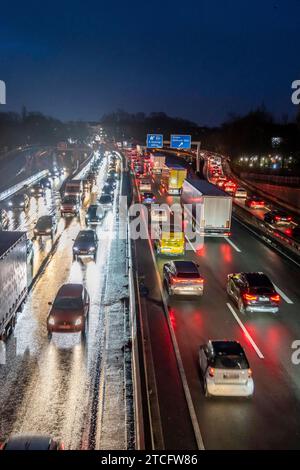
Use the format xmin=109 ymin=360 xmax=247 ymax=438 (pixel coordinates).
xmin=60 ymin=324 xmax=71 ymax=329
xmin=259 ymin=296 xmax=269 ymax=302
xmin=223 ymin=373 xmax=239 ymax=380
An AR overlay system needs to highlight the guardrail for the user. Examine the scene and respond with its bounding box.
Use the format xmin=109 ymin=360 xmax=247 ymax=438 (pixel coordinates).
xmin=0 ymin=170 xmax=49 ymax=202
xmin=233 ymin=202 xmax=300 ymax=263
xmin=239 ymin=172 xmax=300 ymax=187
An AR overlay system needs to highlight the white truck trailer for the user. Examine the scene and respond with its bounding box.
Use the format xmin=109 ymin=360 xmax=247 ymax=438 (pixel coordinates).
xmin=0 ymin=231 xmax=28 ymax=340
xmin=181 ymin=179 xmax=232 ymax=236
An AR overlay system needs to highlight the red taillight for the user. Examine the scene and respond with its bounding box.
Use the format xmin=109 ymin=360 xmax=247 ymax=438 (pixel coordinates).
xmin=208 ymin=367 xmax=215 ymax=377
xmin=171 ymin=276 xmax=204 ymax=284
xmin=287 ymin=217 xmax=292 ymax=221
xmin=248 ymin=368 xmax=252 ymax=378
xmin=275 ymin=216 xmax=281 ymax=221
xmin=243 ymin=293 xmax=258 ymax=302
xmin=270 ymin=294 xmax=280 ymax=302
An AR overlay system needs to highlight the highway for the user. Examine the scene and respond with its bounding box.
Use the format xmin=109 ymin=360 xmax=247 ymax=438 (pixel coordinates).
xmin=132 ymin=155 xmax=300 ymax=449
xmin=0 ymin=151 xmax=133 ymax=450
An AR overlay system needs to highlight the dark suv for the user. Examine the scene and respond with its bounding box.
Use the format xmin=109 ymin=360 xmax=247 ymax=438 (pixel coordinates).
xmin=33 ymin=215 xmax=57 ymax=240
xmin=72 ymin=229 xmax=98 ymax=260
xmin=227 ymin=272 xmax=280 ymax=314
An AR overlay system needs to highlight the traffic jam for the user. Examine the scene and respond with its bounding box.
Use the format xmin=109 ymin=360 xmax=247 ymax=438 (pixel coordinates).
xmin=125 ymin=144 xmax=300 ymax=449
xmin=0 ymin=150 xmax=125 ymax=450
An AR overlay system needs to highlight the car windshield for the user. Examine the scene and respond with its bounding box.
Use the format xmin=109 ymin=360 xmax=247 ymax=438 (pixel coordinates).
xmin=53 ymin=296 xmax=83 ymax=310
xmin=63 ymin=197 xmax=77 ymax=204
xmin=77 ymin=232 xmax=94 ymax=241
xmin=214 ymin=354 xmax=249 ymax=370
xmin=100 ymin=196 xmax=111 ymax=203
xmin=177 ymin=272 xmax=200 ymax=278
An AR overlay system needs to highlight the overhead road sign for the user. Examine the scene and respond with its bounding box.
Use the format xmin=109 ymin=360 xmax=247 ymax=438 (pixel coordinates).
xmin=146 ymin=134 xmax=163 ymax=149
xmin=170 ymin=134 xmax=191 ymax=150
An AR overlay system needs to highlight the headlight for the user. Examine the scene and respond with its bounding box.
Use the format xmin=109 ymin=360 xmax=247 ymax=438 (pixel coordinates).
xmin=20 ymin=203 xmax=24 ymax=206
xmin=73 ymin=206 xmax=77 ymax=210
xmin=75 ymin=318 xmax=82 ymax=326
xmin=48 ymin=316 xmax=55 ymax=325
xmin=46 ymin=228 xmax=51 ymax=233
xmin=89 ymin=246 xmax=95 ymax=252
xmin=8 ymin=202 xmax=12 ymax=206
xmin=73 ymin=246 xmax=79 ymax=251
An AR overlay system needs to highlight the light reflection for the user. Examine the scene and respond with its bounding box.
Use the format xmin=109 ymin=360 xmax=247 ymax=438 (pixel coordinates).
xmin=68 ymin=261 xmax=83 ymax=284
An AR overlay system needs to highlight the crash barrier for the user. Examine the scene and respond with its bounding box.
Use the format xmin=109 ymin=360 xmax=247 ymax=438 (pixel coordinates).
xmin=0 ymin=170 xmax=49 ymax=202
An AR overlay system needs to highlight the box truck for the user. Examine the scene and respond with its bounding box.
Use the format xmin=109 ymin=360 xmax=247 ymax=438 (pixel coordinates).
xmin=0 ymin=232 xmax=28 ymax=340
xmin=150 ymin=153 xmax=166 ymax=174
xmin=160 ymin=165 xmax=187 ymax=195
xmin=181 ymin=179 xmax=232 ymax=236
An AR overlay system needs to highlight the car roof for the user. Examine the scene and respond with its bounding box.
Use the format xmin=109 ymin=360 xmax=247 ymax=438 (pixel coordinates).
xmin=57 ymin=283 xmax=83 ymax=297
xmin=210 ymin=340 xmax=245 ymax=356
xmin=173 ymin=261 xmax=198 ymax=273
xmin=77 ymin=229 xmax=94 ymax=236
xmin=243 ymin=272 xmax=273 ymax=287
xmin=4 ymin=435 xmax=53 ymax=450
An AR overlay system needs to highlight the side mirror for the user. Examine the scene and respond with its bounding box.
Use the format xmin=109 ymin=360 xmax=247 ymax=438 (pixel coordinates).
xmin=48 ymin=301 xmax=52 ymax=306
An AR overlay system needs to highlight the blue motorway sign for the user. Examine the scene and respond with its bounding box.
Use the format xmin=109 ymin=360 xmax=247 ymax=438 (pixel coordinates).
xmin=146 ymin=134 xmax=163 ymax=148
xmin=170 ymin=134 xmax=191 ymax=150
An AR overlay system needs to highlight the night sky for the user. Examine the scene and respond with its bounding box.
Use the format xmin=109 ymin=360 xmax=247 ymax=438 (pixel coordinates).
xmin=1 ymin=0 xmax=299 ymax=125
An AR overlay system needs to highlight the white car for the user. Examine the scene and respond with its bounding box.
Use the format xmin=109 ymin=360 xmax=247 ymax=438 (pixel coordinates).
xmin=199 ymin=340 xmax=254 ymax=398
xmin=150 ymin=207 xmax=168 ymax=223
xmin=235 ymin=187 xmax=247 ymax=198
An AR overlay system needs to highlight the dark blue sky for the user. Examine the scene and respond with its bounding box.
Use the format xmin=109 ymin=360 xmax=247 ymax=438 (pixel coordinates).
xmin=1 ymin=0 xmax=299 ymax=125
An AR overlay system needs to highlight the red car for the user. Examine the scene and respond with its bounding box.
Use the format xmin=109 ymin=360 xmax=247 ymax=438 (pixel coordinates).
xmin=47 ymin=284 xmax=90 ymax=339
xmin=245 ymin=196 xmax=265 ymax=209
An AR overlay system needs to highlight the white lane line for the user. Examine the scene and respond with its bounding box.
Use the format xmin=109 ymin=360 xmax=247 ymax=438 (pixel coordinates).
xmin=273 ymin=284 xmax=294 ymax=304
xmin=225 ymin=237 xmax=242 ymax=253
xmin=136 ymin=182 xmax=205 ymax=450
xmin=226 ymin=303 xmax=265 ymax=359
xmin=185 ymin=236 xmax=197 ymax=253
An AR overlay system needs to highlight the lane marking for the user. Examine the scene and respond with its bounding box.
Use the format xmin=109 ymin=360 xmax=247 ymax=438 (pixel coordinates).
xmin=135 ymin=181 xmax=205 ymax=450
xmin=226 ymin=303 xmax=264 ymax=359
xmin=225 ymin=237 xmax=242 ymax=253
xmin=273 ymin=284 xmax=294 ymax=304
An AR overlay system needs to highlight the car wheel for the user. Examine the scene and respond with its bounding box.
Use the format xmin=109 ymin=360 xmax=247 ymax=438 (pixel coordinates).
xmin=238 ymin=298 xmax=245 ymax=314
xmin=204 ymin=379 xmax=211 ymax=398
xmin=47 ymin=331 xmax=52 ymax=340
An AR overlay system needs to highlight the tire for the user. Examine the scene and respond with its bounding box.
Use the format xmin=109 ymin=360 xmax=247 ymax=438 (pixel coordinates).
xmin=204 ymin=379 xmax=211 ymax=398
xmin=238 ymin=298 xmax=245 ymax=314
xmin=47 ymin=331 xmax=52 ymax=340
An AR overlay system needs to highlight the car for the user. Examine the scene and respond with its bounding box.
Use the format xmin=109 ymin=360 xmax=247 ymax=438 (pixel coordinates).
xmin=39 ymin=177 xmax=52 ymax=189
xmin=235 ymin=187 xmax=247 ymax=198
xmin=7 ymin=193 xmax=29 ymax=210
xmin=0 ymin=209 xmax=9 ymax=230
xmin=33 ymin=215 xmax=57 ymax=240
xmin=0 ymin=435 xmax=64 ymax=450
xmin=30 ymin=183 xmax=46 ymax=197
xmin=47 ymin=283 xmax=90 ymax=339
xmin=98 ymin=194 xmax=113 ymax=210
xmin=50 ymin=167 xmax=60 ymax=178
xmin=142 ymin=192 xmax=156 ymax=204
xmin=150 ymin=207 xmax=168 ymax=223
xmin=245 ymin=195 xmax=265 ymax=209
xmin=72 ymin=229 xmax=98 ymax=260
xmin=264 ymin=210 xmax=293 ymax=226
xmin=288 ymin=225 xmax=300 ymax=242
xmin=163 ymin=261 xmax=204 ymax=296
xmin=105 ymin=176 xmax=117 ymax=188
xmin=60 ymin=196 xmax=80 ymax=216
xmin=199 ymin=340 xmax=254 ymax=397
xmin=85 ymin=204 xmax=104 ymax=225
xmin=102 ymin=184 xmax=114 ymax=197
xmin=227 ymin=272 xmax=280 ymax=314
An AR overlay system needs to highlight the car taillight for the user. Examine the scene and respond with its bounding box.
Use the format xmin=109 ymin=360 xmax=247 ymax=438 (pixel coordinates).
xmin=275 ymin=216 xmax=281 ymax=221
xmin=270 ymin=294 xmax=280 ymax=302
xmin=287 ymin=217 xmax=292 ymax=221
xmin=248 ymin=368 xmax=252 ymax=378
xmin=208 ymin=367 xmax=215 ymax=377
xmin=243 ymin=293 xmax=258 ymax=302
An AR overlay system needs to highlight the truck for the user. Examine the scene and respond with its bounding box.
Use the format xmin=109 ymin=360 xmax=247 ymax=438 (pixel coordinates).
xmin=181 ymin=179 xmax=232 ymax=236
xmin=160 ymin=165 xmax=187 ymax=195
xmin=154 ymin=223 xmax=185 ymax=256
xmin=64 ymin=179 xmax=83 ymax=198
xmin=150 ymin=153 xmax=166 ymax=174
xmin=0 ymin=232 xmax=28 ymax=340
